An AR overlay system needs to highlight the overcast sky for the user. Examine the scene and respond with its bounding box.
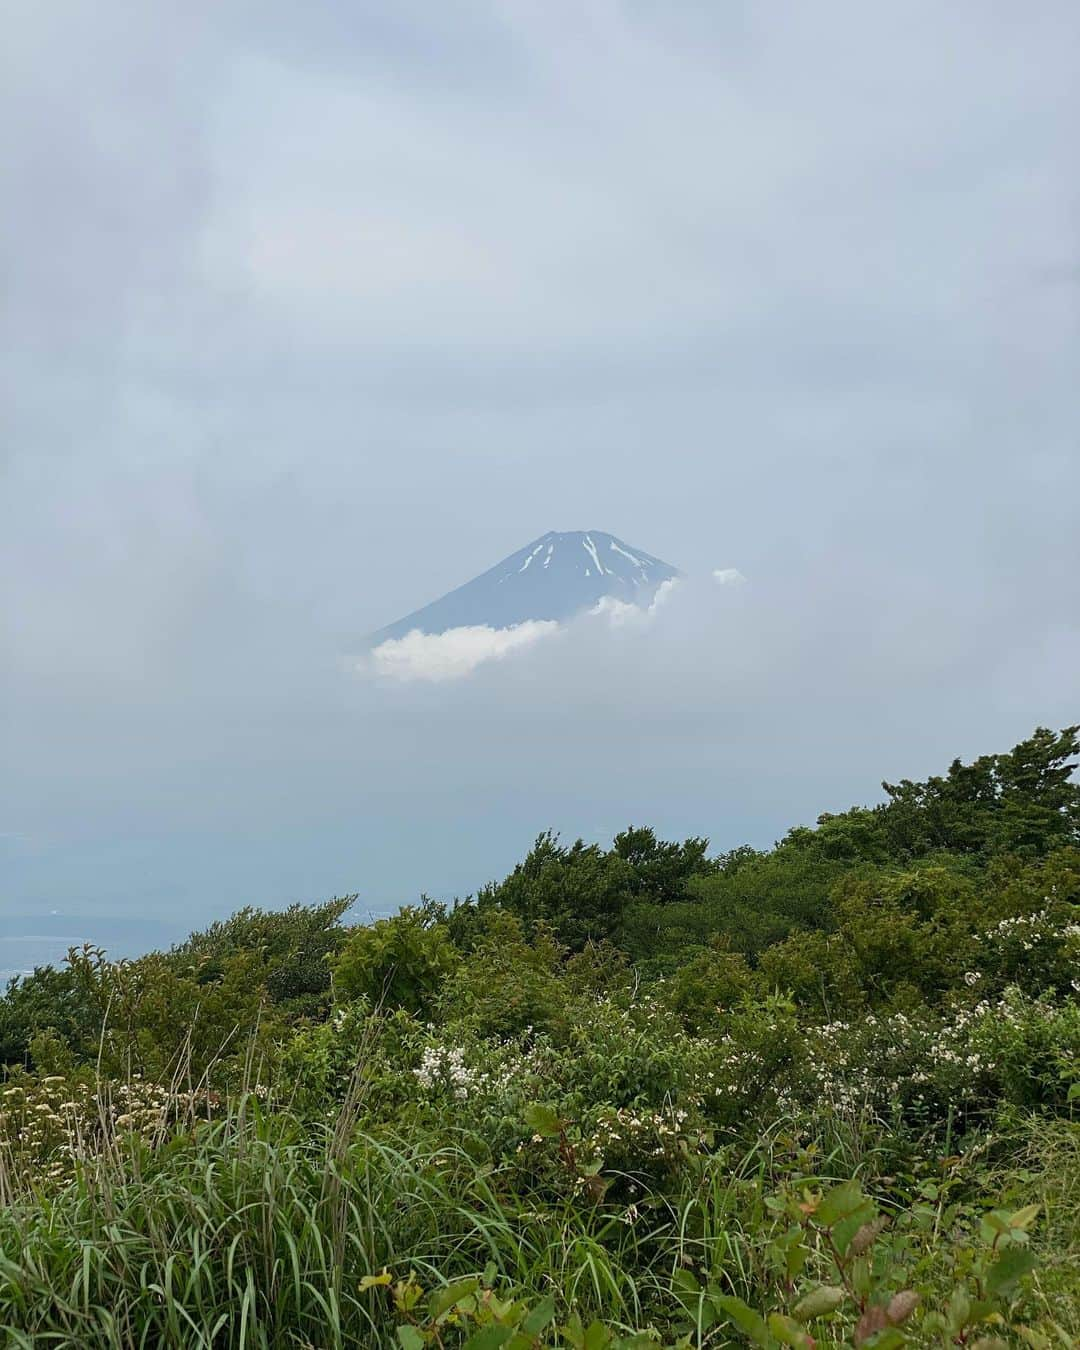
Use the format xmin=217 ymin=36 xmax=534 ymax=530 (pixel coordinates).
xmin=2 ymin=2 xmax=1078 ymax=942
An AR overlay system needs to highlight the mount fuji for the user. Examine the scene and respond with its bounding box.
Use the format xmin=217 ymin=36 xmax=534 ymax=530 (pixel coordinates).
xmin=371 ymin=531 xmax=680 ymax=644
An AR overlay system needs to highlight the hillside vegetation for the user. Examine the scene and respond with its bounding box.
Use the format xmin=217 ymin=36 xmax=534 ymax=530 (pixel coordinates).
xmin=1 ymin=727 xmax=1078 ymax=1347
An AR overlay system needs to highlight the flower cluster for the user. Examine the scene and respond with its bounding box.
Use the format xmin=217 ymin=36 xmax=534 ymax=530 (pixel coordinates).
xmin=0 ymin=1073 xmax=221 ymax=1192
xmin=982 ymin=909 xmax=1054 ymax=949
xmin=800 ymin=988 xmax=1080 ymax=1121
xmin=412 ymin=1046 xmax=488 ymax=1100
xmin=585 ymin=1102 xmax=701 ymax=1167
xmin=975 ymin=904 xmax=1080 ymax=993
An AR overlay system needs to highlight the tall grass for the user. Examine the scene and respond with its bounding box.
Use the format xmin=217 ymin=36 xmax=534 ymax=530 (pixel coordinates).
xmin=984 ymin=1113 xmax=1080 ymax=1342
xmin=0 ymin=1094 xmax=656 ymax=1348
xmin=3 ymin=999 xmax=1078 ymax=1349
xmin=3 ymin=1097 xmax=1078 ymax=1345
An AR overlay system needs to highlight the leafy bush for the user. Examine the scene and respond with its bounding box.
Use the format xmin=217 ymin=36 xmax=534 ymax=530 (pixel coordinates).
xmin=333 ymin=905 xmax=459 ymax=1015
xmin=801 ymin=990 xmax=1080 ymax=1126
xmin=0 ymin=962 xmax=95 ymax=1069
xmin=438 ymin=911 xmax=574 ymax=1040
xmin=671 ymin=1174 xmax=1048 ymax=1349
xmin=662 ymin=944 xmax=762 ymax=1031
xmin=170 ymin=895 xmax=355 ymax=1009
xmin=470 ymin=828 xmax=718 ymax=952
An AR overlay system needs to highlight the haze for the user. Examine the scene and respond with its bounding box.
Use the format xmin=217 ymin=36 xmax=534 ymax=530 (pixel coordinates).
xmin=2 ymin=2 xmax=1078 ymax=964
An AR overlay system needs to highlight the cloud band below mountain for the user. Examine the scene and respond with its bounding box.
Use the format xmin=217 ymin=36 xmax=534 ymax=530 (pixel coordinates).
xmin=366 ymin=619 xmax=562 ymax=682
xmin=364 ymin=574 xmax=686 ymax=681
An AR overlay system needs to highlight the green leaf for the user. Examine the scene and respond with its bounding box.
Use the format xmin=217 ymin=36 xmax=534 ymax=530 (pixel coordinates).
xmin=768 ymin=1313 xmax=814 ymax=1348
xmin=429 ymin=1277 xmax=481 ymax=1320
xmin=713 ymin=1294 xmax=770 ymax=1346
xmin=862 ymin=1330 xmax=907 ymax=1350
xmin=669 ymin=1267 xmax=702 ymax=1316
xmin=947 ymin=1288 xmax=972 ymax=1331
xmin=522 ymin=1103 xmax=563 ymax=1137
xmin=785 ymin=1242 xmax=809 ymax=1281
xmin=1006 ymin=1204 xmax=1041 ymax=1232
xmin=792 ymin=1286 xmax=845 ymax=1321
xmin=583 ymin=1320 xmax=613 ymax=1350
xmin=562 ymin=1313 xmax=586 ymax=1350
xmin=986 ymin=1246 xmax=1037 ymax=1296
xmin=520 ymin=1297 xmax=557 ymax=1337
xmin=397 ymin=1328 xmax=426 ymax=1350
xmin=816 ymin=1180 xmax=865 ymax=1226
xmin=462 ymin=1327 xmax=514 ymax=1350
xmin=833 ymin=1203 xmax=877 ymax=1256
xmin=980 ymin=1210 xmax=1012 ymax=1237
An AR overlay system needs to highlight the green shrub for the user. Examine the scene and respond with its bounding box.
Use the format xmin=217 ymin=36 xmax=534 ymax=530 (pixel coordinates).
xmin=333 ymin=906 xmax=459 ymax=1015
xmin=0 ymin=963 xmax=95 ymax=1069
xmin=662 ymin=945 xmax=761 ymax=1031
xmin=171 ymin=896 xmax=355 ymax=1009
xmin=438 ymin=912 xmax=573 ymax=1040
xmin=800 ymin=990 xmax=1080 ymax=1128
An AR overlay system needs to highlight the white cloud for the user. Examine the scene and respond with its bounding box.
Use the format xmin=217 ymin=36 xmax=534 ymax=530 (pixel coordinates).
xmin=364 ymin=579 xmax=683 ymax=681
xmin=366 ymin=620 xmax=561 ymax=682
xmin=712 ymin=568 xmax=747 ymax=587
xmin=366 ymin=581 xmax=683 ymax=682
xmin=590 ymin=576 xmax=680 ymax=627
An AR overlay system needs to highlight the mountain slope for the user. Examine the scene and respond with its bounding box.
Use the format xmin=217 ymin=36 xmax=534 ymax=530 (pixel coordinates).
xmin=370 ymin=530 xmax=680 ymax=643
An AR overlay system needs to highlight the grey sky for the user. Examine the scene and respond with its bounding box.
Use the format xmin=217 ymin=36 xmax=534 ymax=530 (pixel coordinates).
xmin=2 ymin=2 xmax=1078 ymax=939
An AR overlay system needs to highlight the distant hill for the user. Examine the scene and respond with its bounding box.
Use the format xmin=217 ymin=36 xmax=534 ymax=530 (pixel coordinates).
xmin=370 ymin=530 xmax=680 ymax=643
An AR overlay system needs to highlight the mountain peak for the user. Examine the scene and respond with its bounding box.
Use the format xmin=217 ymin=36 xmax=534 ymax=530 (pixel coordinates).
xmin=371 ymin=530 xmax=680 ymax=643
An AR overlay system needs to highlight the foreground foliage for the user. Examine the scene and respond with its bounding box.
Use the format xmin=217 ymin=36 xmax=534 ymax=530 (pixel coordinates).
xmin=1 ymin=726 xmax=1077 ymax=1345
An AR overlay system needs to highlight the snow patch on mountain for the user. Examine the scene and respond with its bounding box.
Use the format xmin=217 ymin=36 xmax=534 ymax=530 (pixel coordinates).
xmin=582 ymin=534 xmax=605 ymax=576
